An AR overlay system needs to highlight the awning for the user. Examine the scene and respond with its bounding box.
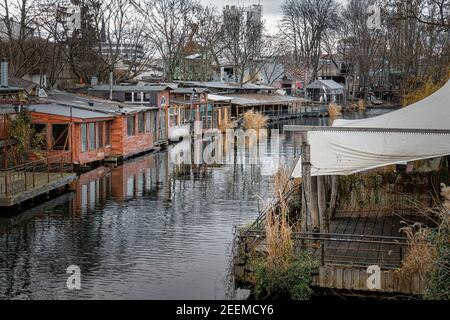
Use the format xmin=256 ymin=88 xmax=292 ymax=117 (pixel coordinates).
xmin=291 ymin=80 xmax=450 ymax=177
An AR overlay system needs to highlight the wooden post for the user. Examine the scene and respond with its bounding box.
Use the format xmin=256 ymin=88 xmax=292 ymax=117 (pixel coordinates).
xmin=310 ymin=176 xmax=320 ymax=232
xmin=301 ymin=131 xmax=312 ymax=232
xmin=4 ymin=170 xmax=8 ymax=196
xmin=317 ymin=175 xmax=329 ymax=233
xmin=327 ymin=175 xmax=339 ymax=221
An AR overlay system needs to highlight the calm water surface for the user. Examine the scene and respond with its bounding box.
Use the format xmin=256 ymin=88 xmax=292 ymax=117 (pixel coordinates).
xmin=0 ymin=108 xmax=393 ymax=299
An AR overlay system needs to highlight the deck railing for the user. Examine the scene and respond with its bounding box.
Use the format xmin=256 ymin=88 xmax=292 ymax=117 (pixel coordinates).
xmin=240 ymin=230 xmax=411 ymax=269
xmin=0 ymin=152 xmax=73 ymax=197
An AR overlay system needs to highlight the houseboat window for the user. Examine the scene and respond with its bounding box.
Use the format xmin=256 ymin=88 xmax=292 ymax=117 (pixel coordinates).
xmin=159 ymin=110 xmax=166 ymax=139
xmin=125 ymin=92 xmax=132 ymax=102
xmin=89 ymin=122 xmax=96 ymax=150
xmin=98 ymin=122 xmax=104 ymax=148
xmin=127 ymin=115 xmax=135 ymax=136
xmin=81 ymin=123 xmax=87 ymax=152
xmin=105 ymin=122 xmax=111 ymax=146
xmin=145 ymin=111 xmax=151 ymax=132
xmin=169 ymin=107 xmax=177 ymax=127
xmin=52 ymin=124 xmax=69 ymax=150
xmin=152 ymin=111 xmax=158 ymax=138
xmin=138 ymin=112 xmax=145 ymax=134
xmin=31 ymin=123 xmax=47 ymax=151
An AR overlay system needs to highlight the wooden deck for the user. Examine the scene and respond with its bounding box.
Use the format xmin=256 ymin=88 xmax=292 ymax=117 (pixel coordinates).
xmin=234 ymin=209 xmax=428 ymax=296
xmin=0 ymin=171 xmax=76 ymax=206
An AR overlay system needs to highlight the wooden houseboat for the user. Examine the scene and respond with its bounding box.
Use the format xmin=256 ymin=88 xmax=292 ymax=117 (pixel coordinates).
xmin=43 ymin=85 xmax=171 ymax=164
xmin=28 ymin=103 xmax=115 ymax=165
xmin=168 ymin=88 xmax=208 ymax=141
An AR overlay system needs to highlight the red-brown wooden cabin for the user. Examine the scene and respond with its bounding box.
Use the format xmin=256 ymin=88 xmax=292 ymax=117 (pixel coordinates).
xmin=29 ymin=103 xmax=115 ymax=165
xmin=47 ymin=86 xmax=171 ymax=163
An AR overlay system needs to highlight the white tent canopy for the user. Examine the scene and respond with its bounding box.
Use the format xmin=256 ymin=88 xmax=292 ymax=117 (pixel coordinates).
xmin=291 ymin=80 xmax=450 ymax=177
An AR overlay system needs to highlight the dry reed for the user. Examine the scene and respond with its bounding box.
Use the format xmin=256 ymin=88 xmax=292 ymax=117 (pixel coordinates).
xmin=243 ymin=110 xmax=268 ymax=130
xmin=358 ymin=99 xmax=366 ymax=111
xmin=399 ymin=222 xmax=436 ymax=279
xmin=403 ymin=70 xmax=450 ymax=107
xmin=265 ymin=195 xmax=294 ymax=269
xmin=328 ymin=102 xmax=342 ymax=117
xmin=218 ymin=117 xmax=237 ymax=132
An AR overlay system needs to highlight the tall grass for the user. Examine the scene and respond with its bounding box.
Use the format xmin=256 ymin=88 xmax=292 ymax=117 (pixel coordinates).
xmin=399 ymin=182 xmax=450 ymax=299
xmin=243 ymin=110 xmax=268 ymax=130
xmin=403 ymin=71 xmax=450 ymax=107
xmin=328 ymin=102 xmax=342 ymax=117
xmin=358 ymin=99 xmax=366 ymax=111
xmin=218 ymin=116 xmax=237 ymax=132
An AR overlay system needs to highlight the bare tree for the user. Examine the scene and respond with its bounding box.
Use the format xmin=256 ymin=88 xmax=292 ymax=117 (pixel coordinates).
xmin=141 ymin=0 xmax=200 ymax=82
xmin=393 ymin=0 xmax=450 ymax=31
xmin=280 ymin=0 xmax=340 ymax=83
xmin=221 ymin=5 xmax=274 ymax=86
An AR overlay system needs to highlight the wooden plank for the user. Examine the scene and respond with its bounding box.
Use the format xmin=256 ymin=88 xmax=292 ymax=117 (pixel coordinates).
xmin=359 ymin=269 xmax=367 ymax=290
xmin=343 ymin=268 xmax=353 ymax=290
xmin=335 ymin=267 xmax=343 ymax=289
xmin=351 ymin=269 xmax=360 ymax=290
xmin=384 ymin=271 xmax=394 ymax=293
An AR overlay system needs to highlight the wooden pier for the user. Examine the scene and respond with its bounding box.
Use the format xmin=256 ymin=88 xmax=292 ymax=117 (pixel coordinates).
xmin=0 ymin=152 xmax=76 ymax=207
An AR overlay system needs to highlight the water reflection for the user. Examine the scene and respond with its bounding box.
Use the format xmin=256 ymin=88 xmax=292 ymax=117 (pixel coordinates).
xmin=0 ymin=108 xmax=395 ymax=300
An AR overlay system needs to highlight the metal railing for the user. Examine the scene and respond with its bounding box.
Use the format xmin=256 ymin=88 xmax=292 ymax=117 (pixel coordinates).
xmin=240 ymin=230 xmax=411 ymax=269
xmin=0 ymin=152 xmax=73 ymax=197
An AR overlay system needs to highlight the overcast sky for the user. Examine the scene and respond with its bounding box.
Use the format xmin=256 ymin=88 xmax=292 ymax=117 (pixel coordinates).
xmin=200 ymin=0 xmax=348 ymax=34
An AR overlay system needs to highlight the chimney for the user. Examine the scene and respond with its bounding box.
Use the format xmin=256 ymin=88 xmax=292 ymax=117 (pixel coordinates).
xmin=0 ymin=59 xmax=8 ymax=88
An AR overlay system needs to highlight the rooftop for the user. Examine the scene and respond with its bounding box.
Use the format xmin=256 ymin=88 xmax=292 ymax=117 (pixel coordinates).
xmin=224 ymin=94 xmax=309 ymax=106
xmin=89 ymin=85 xmax=171 ymax=93
xmin=171 ymin=87 xmax=209 ymax=94
xmin=177 ymin=81 xmax=276 ymax=91
xmin=48 ymin=91 xmax=156 ymax=115
xmin=306 ymin=79 xmax=344 ymax=91
xmin=28 ymin=103 xmax=114 ymax=120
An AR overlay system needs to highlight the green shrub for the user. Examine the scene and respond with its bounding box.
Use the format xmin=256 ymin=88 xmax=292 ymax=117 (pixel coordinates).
xmin=253 ymin=251 xmax=318 ymax=300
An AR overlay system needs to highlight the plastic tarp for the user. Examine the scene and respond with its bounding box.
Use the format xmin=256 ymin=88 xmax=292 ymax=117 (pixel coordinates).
xmin=291 ymin=80 xmax=450 ymax=177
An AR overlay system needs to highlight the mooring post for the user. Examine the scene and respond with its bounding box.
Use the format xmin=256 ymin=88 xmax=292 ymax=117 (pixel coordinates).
xmin=301 ymin=131 xmax=312 ymax=233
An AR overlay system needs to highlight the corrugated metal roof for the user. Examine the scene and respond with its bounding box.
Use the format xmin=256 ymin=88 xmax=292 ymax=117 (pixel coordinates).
xmin=225 ymin=94 xmax=309 ymax=106
xmin=29 ymin=104 xmax=114 ymax=120
xmin=89 ymin=85 xmax=171 ymax=92
xmin=208 ymin=94 xmax=233 ymax=102
xmin=171 ymin=87 xmax=209 ymax=94
xmin=178 ymin=81 xmax=275 ymax=91
xmin=306 ymin=80 xmax=344 ymax=90
xmin=48 ymin=92 xmax=156 ymax=115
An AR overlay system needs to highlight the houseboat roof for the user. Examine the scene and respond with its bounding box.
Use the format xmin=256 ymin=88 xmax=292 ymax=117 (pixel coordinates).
xmin=89 ymin=85 xmax=171 ymax=93
xmin=9 ymin=77 xmax=38 ymax=94
xmin=225 ymin=94 xmax=309 ymax=106
xmin=0 ymin=105 xmax=19 ymax=114
xmin=208 ymin=94 xmax=233 ymax=102
xmin=306 ymin=79 xmax=344 ymax=91
xmin=28 ymin=103 xmax=114 ymax=120
xmin=0 ymin=86 xmax=23 ymax=93
xmin=171 ymin=87 xmax=209 ymax=94
xmin=177 ymin=81 xmax=276 ymax=91
xmin=48 ymin=92 xmax=156 ymax=115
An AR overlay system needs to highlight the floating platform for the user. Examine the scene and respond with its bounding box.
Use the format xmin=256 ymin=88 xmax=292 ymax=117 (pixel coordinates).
xmin=0 ymin=171 xmax=76 ymax=207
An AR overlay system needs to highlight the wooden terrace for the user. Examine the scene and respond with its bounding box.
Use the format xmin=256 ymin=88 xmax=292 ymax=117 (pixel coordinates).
xmin=0 ymin=152 xmax=76 ymax=207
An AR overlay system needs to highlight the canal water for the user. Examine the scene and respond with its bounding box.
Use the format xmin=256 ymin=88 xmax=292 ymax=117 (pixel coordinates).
xmin=0 ymin=108 xmax=394 ymax=300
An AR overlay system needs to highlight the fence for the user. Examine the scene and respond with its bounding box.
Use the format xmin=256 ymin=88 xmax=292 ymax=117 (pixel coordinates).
xmin=240 ymin=230 xmax=410 ymax=269
xmin=0 ymin=152 xmax=73 ymax=197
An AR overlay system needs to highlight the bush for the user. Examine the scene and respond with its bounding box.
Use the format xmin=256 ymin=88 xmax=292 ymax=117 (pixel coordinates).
xmin=253 ymin=251 xmax=317 ymax=300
